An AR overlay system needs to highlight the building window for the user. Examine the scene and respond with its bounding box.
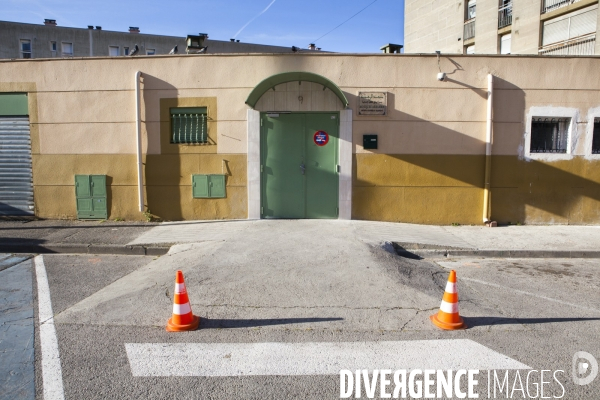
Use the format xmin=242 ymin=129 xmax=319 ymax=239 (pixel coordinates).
xmin=530 ymin=117 xmax=570 ymax=153
xmin=170 ymin=108 xmax=208 ymax=144
xmin=146 ymin=48 xmax=155 ymax=55
xmin=466 ymin=0 xmax=476 ymax=19
xmin=50 ymin=41 xmax=57 ymax=52
xmin=465 ymin=45 xmax=475 ymax=54
xmin=500 ymin=34 xmax=511 ymax=54
xmin=61 ymin=42 xmax=73 ymax=57
xmin=498 ymin=0 xmax=512 ymax=28
xmin=109 ymin=46 xmax=119 ymax=56
xmin=540 ymin=6 xmax=597 ymax=55
xmin=593 ymin=119 xmax=600 ymax=154
xmin=124 ymin=47 xmax=129 ymax=55
xmin=20 ymin=39 xmax=32 ymax=58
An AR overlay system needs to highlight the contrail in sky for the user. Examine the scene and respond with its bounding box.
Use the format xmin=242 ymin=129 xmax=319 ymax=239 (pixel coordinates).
xmin=233 ymin=0 xmax=277 ymax=39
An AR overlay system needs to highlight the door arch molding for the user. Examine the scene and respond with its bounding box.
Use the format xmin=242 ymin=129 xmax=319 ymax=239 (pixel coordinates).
xmin=245 ymin=71 xmax=349 ymax=109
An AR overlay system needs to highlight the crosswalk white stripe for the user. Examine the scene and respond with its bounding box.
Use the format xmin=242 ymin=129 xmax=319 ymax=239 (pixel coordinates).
xmin=125 ymin=340 xmax=530 ymax=377
xmin=34 ymin=256 xmax=65 ymax=400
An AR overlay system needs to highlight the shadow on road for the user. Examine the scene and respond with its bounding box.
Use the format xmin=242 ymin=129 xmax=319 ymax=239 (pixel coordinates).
xmin=463 ymin=316 xmax=600 ymax=328
xmin=200 ymin=317 xmax=344 ymax=329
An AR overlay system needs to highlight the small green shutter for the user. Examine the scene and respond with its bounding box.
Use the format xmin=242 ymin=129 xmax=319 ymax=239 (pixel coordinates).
xmin=0 ymin=93 xmax=28 ymax=116
xmin=90 ymin=175 xmax=106 ymax=197
xmin=192 ymin=175 xmax=209 ymax=198
xmin=209 ymin=175 xmax=226 ymax=198
xmin=75 ymin=175 xmax=91 ymax=197
xmin=192 ymin=174 xmax=226 ymax=198
xmin=75 ymin=175 xmax=108 ymax=219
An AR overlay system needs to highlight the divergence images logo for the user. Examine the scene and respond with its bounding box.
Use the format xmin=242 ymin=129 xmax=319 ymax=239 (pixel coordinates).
xmin=572 ymin=351 xmax=598 ymax=386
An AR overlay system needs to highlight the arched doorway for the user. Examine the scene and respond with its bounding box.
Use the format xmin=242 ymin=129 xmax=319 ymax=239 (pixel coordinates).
xmin=245 ymin=72 xmax=352 ymax=219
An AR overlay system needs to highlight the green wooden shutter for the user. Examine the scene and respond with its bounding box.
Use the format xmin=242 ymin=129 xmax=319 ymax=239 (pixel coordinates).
xmin=90 ymin=175 xmax=106 ymax=197
xmin=192 ymin=175 xmax=209 ymax=198
xmin=75 ymin=175 xmax=91 ymax=197
xmin=209 ymin=175 xmax=226 ymax=198
xmin=171 ymin=107 xmax=207 ymax=144
xmin=75 ymin=174 xmax=108 ymax=219
xmin=192 ymin=174 xmax=226 ymax=198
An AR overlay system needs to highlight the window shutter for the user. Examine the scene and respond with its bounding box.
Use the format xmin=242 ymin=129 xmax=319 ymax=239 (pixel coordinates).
xmin=90 ymin=175 xmax=106 ymax=197
xmin=171 ymin=107 xmax=207 ymax=144
xmin=192 ymin=175 xmax=209 ymax=198
xmin=543 ymin=18 xmax=569 ymax=46
xmin=569 ymin=9 xmax=597 ymax=39
xmin=500 ymin=34 xmax=511 ymax=54
xmin=209 ymin=175 xmax=226 ymax=198
xmin=75 ymin=175 xmax=91 ymax=197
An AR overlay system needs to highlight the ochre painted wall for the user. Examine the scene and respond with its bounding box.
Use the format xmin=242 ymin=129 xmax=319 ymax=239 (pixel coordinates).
xmin=491 ymin=157 xmax=600 ymax=225
xmin=353 ymin=154 xmax=485 ymax=225
xmin=1 ymin=54 xmax=599 ymax=224
xmin=32 ymin=154 xmax=247 ymax=220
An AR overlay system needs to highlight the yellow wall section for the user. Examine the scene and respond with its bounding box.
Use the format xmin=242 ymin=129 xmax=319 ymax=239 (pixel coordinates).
xmin=491 ymin=157 xmax=600 ymax=225
xmin=354 ymin=154 xmax=600 ymax=225
xmin=33 ymin=154 xmax=247 ymax=220
xmin=145 ymin=154 xmax=247 ymax=221
xmin=353 ymin=154 xmax=485 ymax=224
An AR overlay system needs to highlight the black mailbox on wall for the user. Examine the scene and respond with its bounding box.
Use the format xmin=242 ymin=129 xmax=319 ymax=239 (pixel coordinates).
xmin=363 ymin=134 xmax=378 ymax=149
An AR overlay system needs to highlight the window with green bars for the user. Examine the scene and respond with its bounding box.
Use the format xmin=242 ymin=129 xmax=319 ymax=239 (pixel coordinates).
xmin=170 ymin=107 xmax=208 ymax=144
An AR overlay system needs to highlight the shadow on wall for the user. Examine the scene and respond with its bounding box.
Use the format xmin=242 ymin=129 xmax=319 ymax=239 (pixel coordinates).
xmin=141 ymin=74 xmax=182 ymax=220
xmin=351 ymin=75 xmax=600 ymax=225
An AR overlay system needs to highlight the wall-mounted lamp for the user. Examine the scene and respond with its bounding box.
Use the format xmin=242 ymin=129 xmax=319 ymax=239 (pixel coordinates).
xmin=435 ymin=51 xmax=446 ymax=82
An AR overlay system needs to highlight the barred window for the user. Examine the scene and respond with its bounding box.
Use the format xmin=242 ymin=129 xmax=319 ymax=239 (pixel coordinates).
xmin=170 ymin=107 xmax=207 ymax=144
xmin=530 ymin=117 xmax=569 ymax=153
xmin=593 ymin=118 xmax=600 ymax=154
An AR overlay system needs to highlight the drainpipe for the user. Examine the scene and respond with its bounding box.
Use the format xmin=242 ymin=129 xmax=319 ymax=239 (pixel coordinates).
xmin=482 ymin=74 xmax=493 ymax=223
xmin=135 ymin=71 xmax=144 ymax=212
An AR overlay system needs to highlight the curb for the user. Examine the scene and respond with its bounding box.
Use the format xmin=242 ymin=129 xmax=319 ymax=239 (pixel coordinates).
xmin=395 ymin=248 xmax=600 ymax=259
xmin=0 ymin=243 xmax=170 ymax=256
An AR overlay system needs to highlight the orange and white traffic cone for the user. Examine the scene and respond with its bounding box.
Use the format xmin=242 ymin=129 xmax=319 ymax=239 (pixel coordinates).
xmin=430 ymin=270 xmax=466 ymax=330
xmin=166 ymin=270 xmax=200 ymax=332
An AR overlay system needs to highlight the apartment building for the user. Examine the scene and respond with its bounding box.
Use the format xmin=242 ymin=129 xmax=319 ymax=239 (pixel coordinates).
xmin=0 ymin=19 xmax=304 ymax=60
xmin=404 ymin=0 xmax=600 ymax=55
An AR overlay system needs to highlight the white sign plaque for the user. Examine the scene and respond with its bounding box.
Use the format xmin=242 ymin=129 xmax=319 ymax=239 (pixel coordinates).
xmin=358 ymin=92 xmax=387 ymax=116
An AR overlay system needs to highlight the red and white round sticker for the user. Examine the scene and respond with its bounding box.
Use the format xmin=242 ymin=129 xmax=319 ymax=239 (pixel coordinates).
xmin=314 ymin=131 xmax=329 ymax=146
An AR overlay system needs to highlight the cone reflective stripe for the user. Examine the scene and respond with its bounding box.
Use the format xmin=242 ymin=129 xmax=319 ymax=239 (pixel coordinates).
xmin=430 ymin=270 xmax=466 ymax=330
xmin=166 ymin=270 xmax=200 ymax=332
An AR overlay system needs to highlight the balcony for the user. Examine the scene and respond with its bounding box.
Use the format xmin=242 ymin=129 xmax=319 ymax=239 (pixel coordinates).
xmin=498 ymin=3 xmax=512 ymax=28
xmin=539 ymin=33 xmax=596 ymax=55
xmin=542 ymin=0 xmax=582 ymax=14
xmin=464 ymin=19 xmax=476 ymax=40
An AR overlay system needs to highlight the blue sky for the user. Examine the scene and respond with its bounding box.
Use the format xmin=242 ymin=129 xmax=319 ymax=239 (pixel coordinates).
xmin=3 ymin=0 xmax=404 ymax=53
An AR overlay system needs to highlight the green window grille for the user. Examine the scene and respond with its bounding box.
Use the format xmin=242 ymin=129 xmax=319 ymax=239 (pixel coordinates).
xmin=170 ymin=107 xmax=207 ymax=144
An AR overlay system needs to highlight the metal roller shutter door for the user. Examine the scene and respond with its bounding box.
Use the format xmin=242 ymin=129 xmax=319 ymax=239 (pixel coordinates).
xmin=0 ymin=117 xmax=34 ymax=215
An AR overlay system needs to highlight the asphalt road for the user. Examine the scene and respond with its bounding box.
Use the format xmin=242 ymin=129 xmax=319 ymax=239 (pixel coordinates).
xmin=24 ymin=246 xmax=599 ymax=400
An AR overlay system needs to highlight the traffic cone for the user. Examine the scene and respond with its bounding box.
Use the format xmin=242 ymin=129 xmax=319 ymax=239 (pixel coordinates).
xmin=166 ymin=270 xmax=200 ymax=332
xmin=430 ymin=270 xmax=466 ymax=330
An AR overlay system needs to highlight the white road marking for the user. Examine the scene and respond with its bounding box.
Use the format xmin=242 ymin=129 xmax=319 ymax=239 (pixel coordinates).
xmin=34 ymin=255 xmax=65 ymax=400
xmin=462 ymin=277 xmax=600 ymax=314
xmin=125 ymin=339 xmax=530 ymax=377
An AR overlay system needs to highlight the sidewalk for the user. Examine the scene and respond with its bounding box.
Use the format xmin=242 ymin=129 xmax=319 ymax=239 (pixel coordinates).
xmin=1 ymin=219 xmax=599 ymax=257
xmin=0 ymin=220 xmax=164 ymax=255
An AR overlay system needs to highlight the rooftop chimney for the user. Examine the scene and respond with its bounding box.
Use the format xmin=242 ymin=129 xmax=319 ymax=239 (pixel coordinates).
xmin=44 ymin=19 xmax=57 ymax=26
xmin=308 ymin=43 xmax=316 ymax=50
xmin=230 ymin=38 xmax=235 ymax=42
xmin=96 ymin=26 xmax=102 ymax=30
xmin=129 ymin=27 xmax=140 ymax=33
xmin=87 ymin=25 xmax=93 ymax=29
